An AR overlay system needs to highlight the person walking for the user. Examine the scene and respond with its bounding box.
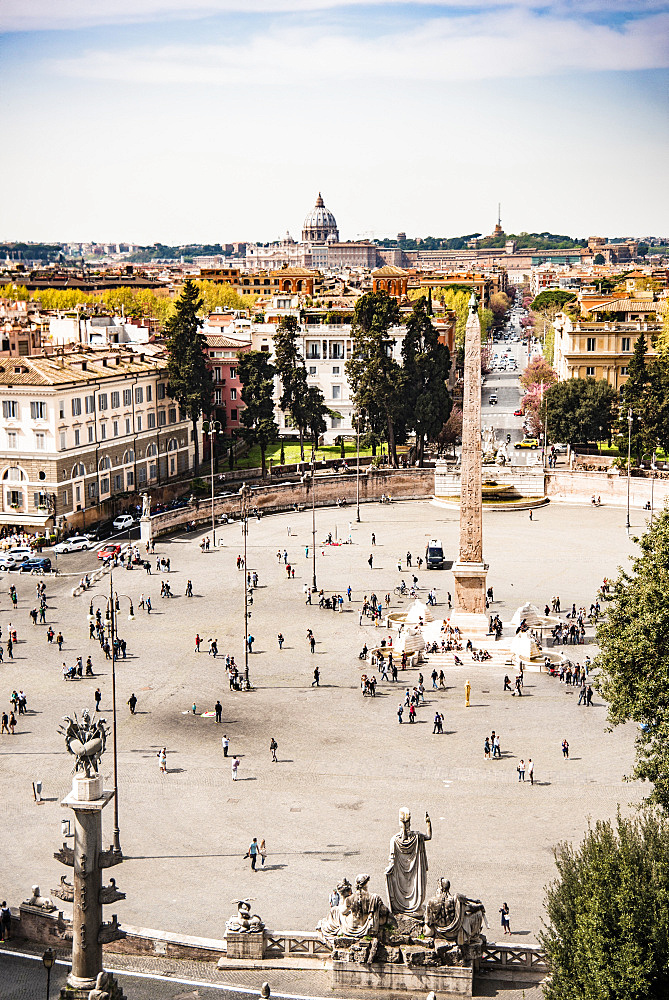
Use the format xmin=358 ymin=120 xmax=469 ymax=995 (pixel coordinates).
xmin=231 ymin=755 xmax=240 ymax=780
xmin=157 ymin=748 xmax=167 ymax=773
xmin=56 ymin=631 xmax=64 ymax=651
xmin=562 ymin=739 xmax=570 ymax=758
xmin=310 ymin=634 xmax=316 ymax=654
xmin=270 ymin=737 xmax=278 ymax=762
xmin=312 ymin=667 xmax=320 ymax=687
xmin=259 ymin=838 xmax=267 ymax=867
xmin=517 ymin=759 xmax=525 ymax=781
xmin=397 ymin=704 xmax=403 ymax=724
xmin=127 ymin=693 xmax=137 ymax=715
xmin=368 ymin=554 xmax=373 ymax=570
xmin=247 ymin=837 xmax=259 ymax=870
xmin=222 ymin=734 xmax=230 ymax=757
xmin=277 ymin=633 xmax=284 ymax=649
xmin=95 ymin=688 xmax=102 ymax=711
xmin=0 ymin=900 xmax=12 ymax=941
xmin=528 ymin=759 xmax=534 ymax=785
xmin=499 ymin=902 xmax=511 ymax=934
xmin=215 ymin=700 xmax=222 ymax=724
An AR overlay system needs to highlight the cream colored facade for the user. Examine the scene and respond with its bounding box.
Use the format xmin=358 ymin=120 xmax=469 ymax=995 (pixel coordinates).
xmin=0 ymin=348 xmax=195 ymax=530
xmin=553 ymin=311 xmax=660 ymax=391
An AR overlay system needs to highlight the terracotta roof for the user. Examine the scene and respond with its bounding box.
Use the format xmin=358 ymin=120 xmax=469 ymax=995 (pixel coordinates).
xmin=268 ymin=266 xmax=318 ymax=277
xmin=372 ymin=265 xmax=408 ymax=277
xmin=205 ymin=335 xmax=251 ymax=349
xmin=589 ymin=299 xmax=667 ymax=313
xmin=0 ymin=350 xmax=164 ymax=387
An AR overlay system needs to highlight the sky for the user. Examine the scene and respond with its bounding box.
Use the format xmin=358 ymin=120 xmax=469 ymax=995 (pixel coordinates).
xmin=0 ymin=1 xmax=668 ymax=245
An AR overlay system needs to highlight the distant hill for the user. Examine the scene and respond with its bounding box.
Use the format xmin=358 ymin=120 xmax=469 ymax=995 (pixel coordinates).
xmin=377 ymin=232 xmax=586 ymax=252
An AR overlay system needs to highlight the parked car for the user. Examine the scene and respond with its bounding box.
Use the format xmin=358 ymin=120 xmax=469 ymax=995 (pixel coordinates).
xmin=84 ymin=521 xmax=115 ymax=543
xmin=513 ymin=409 xmax=524 ymax=417
xmin=5 ymin=547 xmax=33 ymax=566
xmin=112 ymin=514 xmax=135 ymax=532
xmin=552 ymin=442 xmax=569 ymax=454
xmin=20 ymin=557 xmax=52 ymax=573
xmin=53 ymin=535 xmax=91 ymax=554
xmin=97 ymin=543 xmax=122 ymax=561
xmin=515 ymin=438 xmax=539 ymax=449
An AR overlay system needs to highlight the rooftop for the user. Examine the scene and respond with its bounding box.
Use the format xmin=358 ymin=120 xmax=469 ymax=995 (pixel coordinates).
xmin=0 ymin=348 xmax=165 ymax=388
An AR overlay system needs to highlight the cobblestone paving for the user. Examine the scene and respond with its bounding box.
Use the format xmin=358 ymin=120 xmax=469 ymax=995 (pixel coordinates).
xmin=0 ymin=500 xmax=642 ymax=959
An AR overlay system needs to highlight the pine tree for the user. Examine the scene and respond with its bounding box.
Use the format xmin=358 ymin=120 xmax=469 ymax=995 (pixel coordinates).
xmin=165 ymin=279 xmax=212 ymax=472
xmin=402 ymin=296 xmax=452 ymax=466
xmin=273 ymin=315 xmax=309 ymax=460
xmin=618 ymin=333 xmax=650 ymax=462
xmin=236 ymin=350 xmax=277 ymax=477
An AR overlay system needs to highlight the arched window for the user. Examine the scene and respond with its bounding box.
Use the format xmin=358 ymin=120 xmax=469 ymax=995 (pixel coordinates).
xmin=122 ymin=449 xmax=135 ymax=464
xmin=167 ymin=438 xmax=178 ymax=452
xmin=146 ymin=443 xmax=158 ymax=458
xmin=98 ymin=456 xmax=111 ymax=472
xmin=71 ymin=463 xmax=85 ymax=478
xmin=2 ymin=466 xmax=26 ymax=481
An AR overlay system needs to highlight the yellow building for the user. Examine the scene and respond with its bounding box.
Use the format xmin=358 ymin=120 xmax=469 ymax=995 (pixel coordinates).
xmin=553 ymin=311 xmax=663 ymax=392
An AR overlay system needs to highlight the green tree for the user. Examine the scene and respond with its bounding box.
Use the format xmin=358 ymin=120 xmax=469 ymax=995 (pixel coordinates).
xmin=401 ymin=296 xmax=451 ymax=465
xmin=540 ymin=809 xmax=669 ymax=1000
xmin=637 ymin=242 xmax=649 ymax=258
xmin=531 ymin=290 xmax=577 ymax=312
xmin=596 ymin=507 xmax=669 ymax=810
xmin=236 ymin=350 xmax=277 ymax=477
xmin=165 ymin=279 xmax=212 ymax=472
xmin=645 ymin=351 xmax=669 ymax=456
xmin=617 ymin=334 xmax=650 ymax=463
xmin=304 ymin=384 xmax=328 ymax=452
xmin=542 ymin=378 xmax=617 ymax=445
xmin=594 ymin=252 xmax=606 ymax=265
xmin=520 ymin=356 xmax=557 ymax=394
xmin=273 ymin=315 xmax=309 ymax=460
xmin=346 ymin=291 xmax=403 ymax=467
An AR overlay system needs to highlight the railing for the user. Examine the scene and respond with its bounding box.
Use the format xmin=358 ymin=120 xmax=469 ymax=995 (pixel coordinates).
xmin=263 ymin=931 xmax=331 ymax=959
xmin=480 ymin=942 xmax=548 ymax=977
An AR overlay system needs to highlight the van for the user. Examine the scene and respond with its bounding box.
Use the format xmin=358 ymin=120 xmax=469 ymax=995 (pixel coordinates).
xmin=425 ymin=539 xmax=445 ymax=569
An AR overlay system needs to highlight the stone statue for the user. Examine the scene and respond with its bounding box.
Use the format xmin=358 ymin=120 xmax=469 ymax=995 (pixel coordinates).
xmin=88 ymin=970 xmax=110 ymax=1000
xmin=348 ymin=874 xmax=388 ymax=937
xmin=141 ymin=493 xmax=151 ymax=518
xmin=58 ymin=710 xmax=109 ymax=777
xmin=317 ymin=878 xmax=355 ymax=943
xmin=424 ymin=878 xmax=486 ymax=944
xmin=385 ymin=809 xmax=431 ymax=915
xmin=23 ymin=885 xmax=56 ymax=912
xmin=226 ymin=899 xmax=264 ymax=934
xmin=482 ymin=425 xmax=496 ymax=460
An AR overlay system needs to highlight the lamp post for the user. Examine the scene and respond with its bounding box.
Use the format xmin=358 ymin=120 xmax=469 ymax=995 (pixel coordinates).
xmin=651 ymin=451 xmax=656 ymax=527
xmin=204 ymin=420 xmax=221 ymax=547
xmin=626 ymin=408 xmax=633 ymax=531
xmin=239 ymin=483 xmax=252 ymax=684
xmin=42 ymin=944 xmax=55 ymax=999
xmin=89 ymin=567 xmax=134 ymax=857
xmin=311 ymin=452 xmax=317 ymax=592
xmin=355 ymin=410 xmax=362 ymax=523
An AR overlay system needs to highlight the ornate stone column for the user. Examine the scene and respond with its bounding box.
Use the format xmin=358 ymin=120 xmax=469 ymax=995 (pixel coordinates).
xmin=452 ymin=293 xmax=488 ymax=621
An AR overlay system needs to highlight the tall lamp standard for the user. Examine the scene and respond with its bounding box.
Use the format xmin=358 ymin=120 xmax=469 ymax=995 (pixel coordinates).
xmin=239 ymin=483 xmax=252 ymax=684
xmin=89 ymin=565 xmax=134 ymax=857
xmin=42 ymin=947 xmax=55 ymax=1000
xmin=204 ymin=420 xmax=221 ymax=547
xmin=311 ymin=453 xmax=317 ymax=592
xmin=651 ymin=451 xmax=657 ymax=528
xmin=626 ymin=408 xmax=633 ymax=531
xmin=355 ymin=408 xmax=366 ymax=524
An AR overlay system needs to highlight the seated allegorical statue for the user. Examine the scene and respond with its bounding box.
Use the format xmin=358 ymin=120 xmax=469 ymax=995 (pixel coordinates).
xmin=423 ymin=877 xmax=487 ymax=943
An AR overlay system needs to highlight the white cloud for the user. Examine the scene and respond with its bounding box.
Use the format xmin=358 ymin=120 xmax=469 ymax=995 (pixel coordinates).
xmin=2 ymin=0 xmax=666 ymax=33
xmin=49 ymin=10 xmax=669 ymax=85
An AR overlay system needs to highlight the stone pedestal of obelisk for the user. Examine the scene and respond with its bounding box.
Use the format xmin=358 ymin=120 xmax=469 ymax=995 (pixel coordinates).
xmin=451 ymin=293 xmax=488 ymax=628
xmin=56 ymin=775 xmax=126 ymax=999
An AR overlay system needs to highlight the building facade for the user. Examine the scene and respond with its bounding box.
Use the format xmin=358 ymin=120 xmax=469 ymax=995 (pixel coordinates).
xmin=552 ymin=312 xmax=661 ymax=391
xmin=0 ymin=349 xmax=195 ymax=531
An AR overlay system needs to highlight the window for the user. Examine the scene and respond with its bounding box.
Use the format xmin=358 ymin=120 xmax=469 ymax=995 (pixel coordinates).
xmin=230 ymin=388 xmax=237 ymax=400
xmin=332 ymin=385 xmax=341 ymax=400
xmin=586 ymin=338 xmax=596 ymax=352
xmin=309 ymin=366 xmax=317 ymax=375
xmin=168 ymin=407 xmax=177 ymax=424
xmin=586 ymin=366 xmax=595 ymax=376
xmin=125 ymin=418 xmax=131 ymax=434
xmin=158 ymin=410 xmax=166 ymax=427
xmin=75 ymin=485 xmax=81 ymax=504
xmin=123 ymin=388 xmax=132 ymax=406
xmin=331 ymin=416 xmax=342 ymax=429
xmin=59 ymin=400 xmax=65 ymax=420
xmin=59 ymin=431 xmax=66 ymax=449
xmin=100 ymin=424 xmax=106 ymax=440
xmin=229 ymin=367 xmax=236 ymax=379
xmin=230 ymin=408 xmax=237 ymax=421
xmin=72 ymin=462 xmax=85 ymax=478
xmin=622 ymin=338 xmax=631 ymax=352
xmin=157 ymin=383 xmax=166 ymax=400
xmin=137 ymin=414 xmax=142 ymax=431
xmin=137 ymin=467 xmax=147 ymax=485
xmin=72 ymin=397 xmax=82 ymax=416
xmin=148 ymin=412 xmax=156 ymax=429
xmin=7 ymin=489 xmax=22 ymax=507
xmin=88 ymin=425 xmax=95 ymax=443
xmin=214 ymin=367 xmax=221 ymax=382
xmin=88 ymin=482 xmax=98 ymax=499
xmin=74 ymin=429 xmax=80 ymax=446
xmin=30 ymin=401 xmax=47 ymax=420
xmin=35 ymin=432 xmax=46 ymax=450
xmin=332 ymin=366 xmax=340 ymax=375
xmin=214 ymin=389 xmax=222 ymax=406
xmin=98 ymin=393 xmax=108 ymax=411
xmin=7 ymin=431 xmax=17 ymax=449
xmin=2 ymin=400 xmax=18 ymax=419
xmin=61 ymin=490 xmax=68 ymax=508
xmin=170 ymin=457 xmax=176 ymax=475
xmin=85 ymin=395 xmax=95 ymax=414
xmin=126 ymin=470 xmax=134 ymax=487
xmin=100 ymin=477 xmax=110 ymax=494
xmin=146 ymin=385 xmax=153 ymax=402
xmin=111 ymin=391 xmax=120 ymax=409
xmin=135 ymin=386 xmax=144 ymax=404
xmin=620 ymin=366 xmax=629 ymax=376
xmin=113 ymin=474 xmax=122 ymax=491
xmin=149 ymin=463 xmax=157 ymax=479
xmin=113 ymin=421 xmax=119 ymax=437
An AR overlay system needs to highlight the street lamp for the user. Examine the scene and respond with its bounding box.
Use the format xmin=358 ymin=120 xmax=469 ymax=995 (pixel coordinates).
xmin=42 ymin=946 xmax=55 ymax=1000
xmin=89 ymin=566 xmax=134 ymax=857
xmin=355 ymin=409 xmax=365 ymax=524
xmin=626 ymin=408 xmax=633 ymax=531
xmin=651 ymin=451 xmax=656 ymax=527
xmin=204 ymin=420 xmax=221 ymax=547
xmin=239 ymin=483 xmax=252 ymax=684
xmin=310 ymin=453 xmax=317 ymax=592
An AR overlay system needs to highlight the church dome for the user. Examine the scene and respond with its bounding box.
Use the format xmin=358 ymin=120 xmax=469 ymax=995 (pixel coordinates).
xmin=302 ymin=193 xmax=339 ymax=245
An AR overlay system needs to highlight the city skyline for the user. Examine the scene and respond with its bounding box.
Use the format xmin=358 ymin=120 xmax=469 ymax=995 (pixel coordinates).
xmin=1 ymin=0 xmax=667 ymax=244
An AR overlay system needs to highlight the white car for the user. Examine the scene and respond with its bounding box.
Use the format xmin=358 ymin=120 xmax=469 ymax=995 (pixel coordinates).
xmin=112 ymin=514 xmax=135 ymax=531
xmin=54 ymin=535 xmax=91 ymax=553
xmin=0 ymin=547 xmax=32 ymax=569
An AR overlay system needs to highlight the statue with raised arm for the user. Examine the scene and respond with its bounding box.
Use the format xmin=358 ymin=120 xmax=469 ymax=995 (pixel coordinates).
xmin=385 ymin=808 xmax=431 ymax=915
xmin=141 ymin=493 xmax=151 ymax=518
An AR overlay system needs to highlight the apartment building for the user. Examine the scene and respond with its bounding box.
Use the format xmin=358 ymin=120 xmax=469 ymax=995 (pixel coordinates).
xmin=0 ymin=348 xmax=195 ymax=531
xmin=553 ymin=311 xmax=661 ymax=391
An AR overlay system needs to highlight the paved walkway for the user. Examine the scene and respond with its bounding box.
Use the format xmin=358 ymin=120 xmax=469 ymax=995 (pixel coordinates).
xmin=0 ymin=500 xmax=642 ymax=955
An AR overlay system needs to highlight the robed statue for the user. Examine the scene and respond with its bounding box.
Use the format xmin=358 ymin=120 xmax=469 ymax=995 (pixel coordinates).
xmin=385 ymin=808 xmax=431 ymax=915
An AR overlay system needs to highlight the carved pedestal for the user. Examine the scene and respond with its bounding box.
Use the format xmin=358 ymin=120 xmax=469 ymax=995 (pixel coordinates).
xmin=451 ymin=562 xmax=488 ymax=617
xmin=225 ymin=930 xmax=265 ymax=960
xmin=139 ymin=516 xmax=152 ymax=546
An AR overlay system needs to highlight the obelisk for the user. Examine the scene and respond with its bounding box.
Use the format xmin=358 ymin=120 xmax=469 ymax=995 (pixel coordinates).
xmin=451 ymin=293 xmax=488 ymax=621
